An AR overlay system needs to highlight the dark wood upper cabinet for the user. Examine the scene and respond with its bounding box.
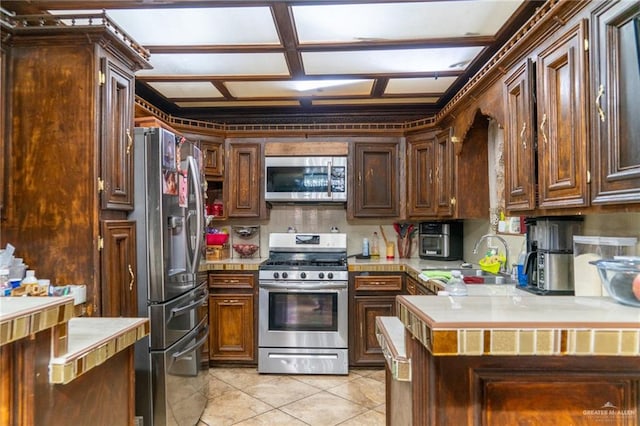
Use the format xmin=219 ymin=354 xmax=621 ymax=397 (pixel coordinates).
xmin=504 ymin=59 xmax=537 ymax=212
xmin=406 ymin=129 xmax=454 ymax=218
xmin=350 ymin=141 xmax=400 ymax=218
xmin=100 ymin=55 xmax=135 ymax=211
xmin=591 ymin=1 xmax=640 ymax=205
xmin=201 ymin=139 xmax=225 ymax=178
xmin=407 ymin=131 xmax=437 ymax=217
xmin=536 ymin=20 xmax=590 ymax=209
xmin=435 ymin=129 xmax=455 ymax=217
xmin=226 ymin=141 xmax=264 ymax=218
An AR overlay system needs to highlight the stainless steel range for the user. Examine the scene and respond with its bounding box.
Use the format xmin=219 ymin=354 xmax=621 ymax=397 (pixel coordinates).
xmin=258 ymin=232 xmax=349 ymax=375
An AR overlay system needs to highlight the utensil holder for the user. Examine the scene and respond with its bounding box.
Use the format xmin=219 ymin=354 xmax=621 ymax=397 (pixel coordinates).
xmin=397 ymin=236 xmax=412 ymax=258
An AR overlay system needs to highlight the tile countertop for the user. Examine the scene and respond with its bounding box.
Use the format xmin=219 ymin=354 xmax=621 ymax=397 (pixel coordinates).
xmin=397 ymin=295 xmax=640 ymax=357
xmin=0 ymin=296 xmax=75 ymax=346
xmin=49 ymin=317 xmax=149 ymax=384
xmin=200 ymin=256 xmax=469 ymax=273
xmin=0 ymin=296 xmax=148 ymax=385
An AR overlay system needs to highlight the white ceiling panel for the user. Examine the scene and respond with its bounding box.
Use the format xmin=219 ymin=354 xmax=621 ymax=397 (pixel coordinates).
xmin=292 ymin=1 xmax=524 ymax=43
xmin=147 ymin=82 xmax=223 ymax=98
xmin=31 ymin=0 xmax=538 ymax=121
xmin=385 ymin=76 xmax=458 ymax=95
xmin=105 ymin=7 xmax=280 ymax=45
xmin=136 ymin=53 xmax=290 ymax=76
xmin=226 ymin=80 xmax=374 ymax=98
xmin=302 ymin=47 xmax=484 ymax=75
xmin=312 ymin=97 xmax=440 ymax=105
xmin=176 ymin=100 xmax=301 ymax=107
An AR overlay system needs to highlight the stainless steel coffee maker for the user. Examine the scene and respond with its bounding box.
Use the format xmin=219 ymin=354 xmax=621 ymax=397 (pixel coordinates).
xmin=523 ymin=217 xmax=584 ymax=294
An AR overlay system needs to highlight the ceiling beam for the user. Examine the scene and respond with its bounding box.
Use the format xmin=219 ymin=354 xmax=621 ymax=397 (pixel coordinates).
xmin=271 ymin=2 xmax=305 ymax=78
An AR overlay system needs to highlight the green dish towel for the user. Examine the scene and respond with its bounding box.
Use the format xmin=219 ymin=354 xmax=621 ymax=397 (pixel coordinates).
xmin=419 ymin=270 xmax=452 ymax=281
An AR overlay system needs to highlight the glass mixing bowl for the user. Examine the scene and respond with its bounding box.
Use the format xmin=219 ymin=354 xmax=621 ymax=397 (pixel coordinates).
xmin=590 ymin=258 xmax=640 ymax=307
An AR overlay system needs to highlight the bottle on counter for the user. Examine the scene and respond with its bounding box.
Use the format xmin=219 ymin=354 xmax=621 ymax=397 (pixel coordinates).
xmin=371 ymin=232 xmax=380 ymax=258
xmin=21 ymin=270 xmax=38 ymax=286
xmin=0 ymin=269 xmax=10 ymax=296
xmin=447 ymin=270 xmax=468 ymax=296
xmin=362 ymin=238 xmax=370 ymax=257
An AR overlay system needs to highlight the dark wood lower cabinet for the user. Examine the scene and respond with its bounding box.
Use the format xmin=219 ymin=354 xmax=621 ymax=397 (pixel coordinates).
xmin=351 ymin=296 xmax=395 ymax=366
xmin=409 ymin=338 xmax=640 ymax=425
xmin=209 ymin=294 xmax=255 ymax=363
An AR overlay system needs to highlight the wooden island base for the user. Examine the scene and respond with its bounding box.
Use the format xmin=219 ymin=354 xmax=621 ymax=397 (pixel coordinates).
xmin=410 ymin=339 xmax=640 ymax=425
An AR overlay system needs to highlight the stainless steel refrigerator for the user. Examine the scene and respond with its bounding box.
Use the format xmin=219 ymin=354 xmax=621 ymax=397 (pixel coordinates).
xmin=130 ymin=126 xmax=209 ymax=426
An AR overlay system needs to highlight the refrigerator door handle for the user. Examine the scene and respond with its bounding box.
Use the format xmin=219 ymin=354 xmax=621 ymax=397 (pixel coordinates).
xmin=187 ymin=155 xmax=204 ymax=274
xmin=172 ymin=325 xmax=209 ymax=361
xmin=170 ymin=293 xmax=207 ymax=318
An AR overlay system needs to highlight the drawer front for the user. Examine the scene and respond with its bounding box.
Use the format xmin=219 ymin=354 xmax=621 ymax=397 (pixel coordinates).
xmin=406 ymin=278 xmax=417 ymax=295
xmin=355 ymin=275 xmax=403 ymax=291
xmin=209 ymin=273 xmax=255 ymax=289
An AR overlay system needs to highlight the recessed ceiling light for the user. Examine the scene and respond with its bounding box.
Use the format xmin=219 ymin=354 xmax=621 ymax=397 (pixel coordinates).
xmin=292 ymin=80 xmax=361 ymax=92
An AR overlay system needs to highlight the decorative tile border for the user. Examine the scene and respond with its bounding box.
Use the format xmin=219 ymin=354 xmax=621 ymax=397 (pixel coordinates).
xmin=0 ymin=298 xmax=74 ymax=347
xmin=375 ymin=317 xmax=411 ymax=382
xmin=397 ymin=303 xmax=640 ymax=357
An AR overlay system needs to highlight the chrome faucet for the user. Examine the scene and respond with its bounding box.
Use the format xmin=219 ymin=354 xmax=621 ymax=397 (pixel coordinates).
xmin=472 ymin=234 xmax=510 ymax=274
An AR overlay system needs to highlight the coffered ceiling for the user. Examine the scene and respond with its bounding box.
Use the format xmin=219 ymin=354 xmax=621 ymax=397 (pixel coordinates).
xmin=3 ymin=1 xmax=542 ymax=124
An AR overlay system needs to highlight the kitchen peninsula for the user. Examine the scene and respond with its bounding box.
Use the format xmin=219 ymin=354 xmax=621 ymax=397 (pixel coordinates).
xmin=0 ymin=297 xmax=148 ymax=425
xmin=395 ymin=295 xmax=640 ymax=425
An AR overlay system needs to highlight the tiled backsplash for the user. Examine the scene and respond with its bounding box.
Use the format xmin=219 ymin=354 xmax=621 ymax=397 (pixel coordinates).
xmin=230 ymin=208 xmax=640 ymax=265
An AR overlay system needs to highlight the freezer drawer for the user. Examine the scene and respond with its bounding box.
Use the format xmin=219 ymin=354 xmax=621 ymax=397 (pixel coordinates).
xmin=149 ymin=281 xmax=207 ymax=349
xmin=149 ymin=315 xmax=209 ymax=426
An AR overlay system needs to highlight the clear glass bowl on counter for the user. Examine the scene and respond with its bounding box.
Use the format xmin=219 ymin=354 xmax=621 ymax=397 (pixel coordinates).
xmin=590 ymin=257 xmax=640 ymax=307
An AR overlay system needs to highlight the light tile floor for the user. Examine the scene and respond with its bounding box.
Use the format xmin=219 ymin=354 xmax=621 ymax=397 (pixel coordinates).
xmin=198 ymin=367 xmax=386 ymax=426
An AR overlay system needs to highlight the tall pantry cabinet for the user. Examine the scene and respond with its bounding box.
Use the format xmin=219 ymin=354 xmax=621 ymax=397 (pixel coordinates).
xmin=1 ymin=17 xmax=150 ymax=316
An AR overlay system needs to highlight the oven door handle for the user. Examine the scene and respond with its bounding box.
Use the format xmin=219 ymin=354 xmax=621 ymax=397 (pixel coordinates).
xmin=260 ymin=282 xmax=346 ymax=291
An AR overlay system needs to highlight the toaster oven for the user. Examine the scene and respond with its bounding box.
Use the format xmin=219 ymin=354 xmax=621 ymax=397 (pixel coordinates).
xmin=419 ymin=221 xmax=463 ymax=260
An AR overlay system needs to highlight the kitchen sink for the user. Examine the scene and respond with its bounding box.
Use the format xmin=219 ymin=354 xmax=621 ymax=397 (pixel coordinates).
xmin=421 ymin=267 xmax=517 ymax=285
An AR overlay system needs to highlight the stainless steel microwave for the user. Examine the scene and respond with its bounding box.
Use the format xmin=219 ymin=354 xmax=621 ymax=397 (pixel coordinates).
xmin=265 ymin=156 xmax=347 ymax=202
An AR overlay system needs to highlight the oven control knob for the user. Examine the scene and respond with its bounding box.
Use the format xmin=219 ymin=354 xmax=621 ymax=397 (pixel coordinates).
xmin=282 ymin=272 xmax=288 ymax=279
xmin=328 ymin=272 xmax=334 ymax=279
xmin=273 ymin=272 xmax=279 ymax=279
xmin=318 ymin=272 xmax=325 ymax=279
xmin=300 ymin=272 xmax=307 ymax=279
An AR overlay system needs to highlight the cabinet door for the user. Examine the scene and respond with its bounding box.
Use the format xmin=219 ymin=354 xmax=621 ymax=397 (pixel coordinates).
xmin=536 ymin=21 xmax=589 ymax=209
xmin=352 ymin=296 xmax=395 ymax=366
xmin=352 ymin=142 xmax=400 ymax=217
xmin=504 ymin=59 xmax=537 ymax=211
xmin=407 ymin=134 xmax=437 ymax=217
xmin=435 ymin=130 xmax=454 ymax=217
xmin=100 ymin=220 xmax=137 ymax=317
xmin=591 ymin=2 xmax=640 ymax=204
xmin=100 ymin=56 xmax=135 ymax=211
xmin=201 ymin=140 xmax=224 ymax=178
xmin=226 ymin=142 xmax=263 ymax=218
xmin=209 ymin=294 xmax=254 ymax=362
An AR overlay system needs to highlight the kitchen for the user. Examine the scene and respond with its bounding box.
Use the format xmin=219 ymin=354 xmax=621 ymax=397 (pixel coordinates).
xmin=1 ymin=1 xmax=640 ymax=425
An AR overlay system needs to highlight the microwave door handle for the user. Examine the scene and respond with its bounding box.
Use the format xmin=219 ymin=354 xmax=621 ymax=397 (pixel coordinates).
xmin=327 ymin=161 xmax=332 ymax=198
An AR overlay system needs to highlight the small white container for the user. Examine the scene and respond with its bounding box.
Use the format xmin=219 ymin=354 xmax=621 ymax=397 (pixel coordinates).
xmin=21 ymin=270 xmax=38 ymax=286
xmin=573 ymin=236 xmax=638 ymax=296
